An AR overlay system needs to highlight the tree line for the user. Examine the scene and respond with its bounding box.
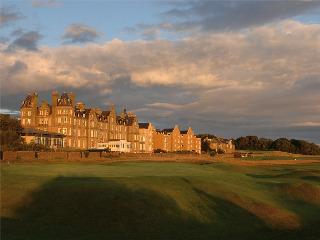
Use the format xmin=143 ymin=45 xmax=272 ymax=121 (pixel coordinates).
xmin=234 ymin=136 xmax=320 ymax=155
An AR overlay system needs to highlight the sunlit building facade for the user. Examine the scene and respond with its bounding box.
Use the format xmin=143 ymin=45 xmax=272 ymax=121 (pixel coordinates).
xmin=20 ymin=92 xmax=201 ymax=153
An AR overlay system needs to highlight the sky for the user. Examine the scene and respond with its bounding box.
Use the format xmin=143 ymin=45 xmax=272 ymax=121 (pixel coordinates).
xmin=0 ymin=0 xmax=320 ymax=143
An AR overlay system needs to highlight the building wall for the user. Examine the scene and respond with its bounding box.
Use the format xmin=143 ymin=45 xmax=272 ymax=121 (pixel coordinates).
xmin=171 ymin=125 xmax=181 ymax=152
xmin=139 ymin=123 xmax=154 ymax=153
xmin=209 ymin=141 xmax=235 ymax=153
xmin=153 ymin=131 xmax=165 ymax=151
xmin=20 ymin=92 xmax=201 ymax=153
xmin=153 ymin=126 xmax=201 ymax=154
xmin=20 ymin=92 xmax=140 ymax=151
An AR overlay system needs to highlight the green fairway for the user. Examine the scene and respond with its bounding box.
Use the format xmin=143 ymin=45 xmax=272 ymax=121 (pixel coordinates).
xmin=1 ymin=162 xmax=320 ymax=240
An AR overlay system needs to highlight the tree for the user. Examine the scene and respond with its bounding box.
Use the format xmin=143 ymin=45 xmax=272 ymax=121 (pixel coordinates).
xmin=270 ymin=138 xmax=293 ymax=153
xmin=0 ymin=114 xmax=24 ymax=151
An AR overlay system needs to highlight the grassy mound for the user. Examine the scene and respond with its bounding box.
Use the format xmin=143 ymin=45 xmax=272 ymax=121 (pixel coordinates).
xmin=1 ymin=162 xmax=320 ymax=240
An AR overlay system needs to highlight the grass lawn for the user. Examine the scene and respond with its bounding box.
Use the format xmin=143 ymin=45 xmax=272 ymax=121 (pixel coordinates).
xmin=1 ymin=161 xmax=320 ymax=240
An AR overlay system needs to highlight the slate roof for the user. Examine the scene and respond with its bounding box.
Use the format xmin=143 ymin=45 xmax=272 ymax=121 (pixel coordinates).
xmin=162 ymin=128 xmax=174 ymax=133
xmin=139 ymin=123 xmax=150 ymax=129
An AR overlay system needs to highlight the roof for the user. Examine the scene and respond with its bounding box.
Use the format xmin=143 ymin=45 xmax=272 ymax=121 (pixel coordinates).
xmin=126 ymin=116 xmax=136 ymax=126
xmin=138 ymin=123 xmax=150 ymax=129
xmin=20 ymin=128 xmax=65 ymax=138
xmin=180 ymin=130 xmax=188 ymax=134
xmin=162 ymin=128 xmax=174 ymax=133
xmin=102 ymin=111 xmax=110 ymax=117
xmin=57 ymin=93 xmax=73 ymax=106
xmin=21 ymin=94 xmax=33 ymax=108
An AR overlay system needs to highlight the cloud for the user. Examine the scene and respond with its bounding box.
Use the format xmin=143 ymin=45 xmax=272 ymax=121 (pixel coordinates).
xmin=1 ymin=20 xmax=319 ymax=142
xmin=7 ymin=30 xmax=43 ymax=51
xmin=62 ymin=24 xmax=102 ymax=43
xmin=7 ymin=29 xmax=42 ymax=51
xmin=0 ymin=6 xmax=24 ymax=27
xmin=125 ymin=23 xmax=174 ymax=40
xmin=31 ymin=0 xmax=60 ymax=8
xmin=291 ymin=122 xmax=320 ymax=127
xmin=161 ymin=0 xmax=320 ymax=33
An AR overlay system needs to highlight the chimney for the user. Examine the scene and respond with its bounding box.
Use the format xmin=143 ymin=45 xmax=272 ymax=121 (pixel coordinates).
xmin=52 ymin=91 xmax=59 ymax=106
xmin=110 ymin=104 xmax=116 ymax=115
xmin=31 ymin=92 xmax=38 ymax=108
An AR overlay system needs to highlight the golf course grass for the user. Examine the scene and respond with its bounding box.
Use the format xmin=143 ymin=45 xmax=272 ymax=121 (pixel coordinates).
xmin=1 ymin=161 xmax=320 ymax=240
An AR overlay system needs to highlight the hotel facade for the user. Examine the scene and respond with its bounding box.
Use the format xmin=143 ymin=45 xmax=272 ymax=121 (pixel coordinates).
xmin=20 ymin=92 xmax=201 ymax=153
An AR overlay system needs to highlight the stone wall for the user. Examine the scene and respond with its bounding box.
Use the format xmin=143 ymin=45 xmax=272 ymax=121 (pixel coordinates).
xmin=1 ymin=151 xmax=212 ymax=162
xmin=2 ymin=151 xmax=18 ymax=161
xmin=37 ymin=152 xmax=68 ymax=160
xmin=67 ymin=152 xmax=83 ymax=161
xmin=17 ymin=151 xmax=36 ymax=160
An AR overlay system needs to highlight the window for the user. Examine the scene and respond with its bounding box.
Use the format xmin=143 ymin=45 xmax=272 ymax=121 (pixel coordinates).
xmin=59 ymin=128 xmax=67 ymax=134
xmin=27 ymin=111 xmax=31 ymax=116
xmin=27 ymin=119 xmax=31 ymax=124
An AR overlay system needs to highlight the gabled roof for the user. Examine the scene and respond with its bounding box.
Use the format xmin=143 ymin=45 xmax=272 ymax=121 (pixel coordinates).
xmin=21 ymin=95 xmax=33 ymax=108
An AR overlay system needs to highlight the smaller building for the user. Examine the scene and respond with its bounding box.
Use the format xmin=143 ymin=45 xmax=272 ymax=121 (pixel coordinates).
xmin=97 ymin=140 xmax=131 ymax=153
xmin=204 ymin=137 xmax=235 ymax=153
xmin=20 ymin=128 xmax=65 ymax=149
xmin=138 ymin=123 xmax=154 ymax=153
xmin=153 ymin=125 xmax=201 ymax=154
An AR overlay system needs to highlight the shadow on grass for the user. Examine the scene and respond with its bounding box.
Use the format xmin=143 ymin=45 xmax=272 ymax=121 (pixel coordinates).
xmin=1 ymin=176 xmax=319 ymax=240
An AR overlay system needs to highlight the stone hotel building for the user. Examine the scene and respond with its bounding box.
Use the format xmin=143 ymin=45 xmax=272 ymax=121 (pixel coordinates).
xmin=20 ymin=92 xmax=201 ymax=153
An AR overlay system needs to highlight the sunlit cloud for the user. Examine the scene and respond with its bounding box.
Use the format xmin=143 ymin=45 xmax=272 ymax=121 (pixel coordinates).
xmin=62 ymin=23 xmax=102 ymax=44
xmin=1 ymin=20 xmax=319 ymax=142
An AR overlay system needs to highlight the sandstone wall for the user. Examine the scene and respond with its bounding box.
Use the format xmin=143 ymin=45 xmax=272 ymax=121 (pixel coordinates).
xmin=1 ymin=151 xmax=212 ymax=162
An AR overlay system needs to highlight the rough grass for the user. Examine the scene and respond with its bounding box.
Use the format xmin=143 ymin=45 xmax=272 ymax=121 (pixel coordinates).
xmin=1 ymin=162 xmax=320 ymax=240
